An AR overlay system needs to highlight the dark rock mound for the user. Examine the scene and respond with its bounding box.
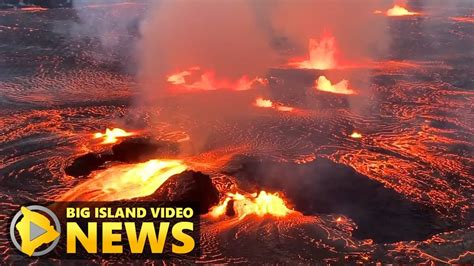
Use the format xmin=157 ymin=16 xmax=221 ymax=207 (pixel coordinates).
xmin=111 ymin=138 xmax=178 ymax=163
xmin=225 ymin=199 xmax=236 ymax=217
xmin=137 ymin=170 xmax=220 ymax=214
xmin=65 ymin=138 xmax=218 ymax=213
xmin=64 ymin=152 xmax=110 ymax=177
xmin=65 ymin=138 xmax=179 ymax=177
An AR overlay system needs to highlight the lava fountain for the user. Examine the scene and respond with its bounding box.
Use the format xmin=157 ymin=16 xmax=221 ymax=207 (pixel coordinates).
xmin=315 ymin=76 xmax=355 ymax=95
xmin=210 ymin=191 xmax=293 ymax=220
xmin=59 ymin=159 xmax=187 ymax=201
xmin=289 ymin=31 xmax=337 ymax=70
xmin=93 ymin=128 xmax=136 ymax=144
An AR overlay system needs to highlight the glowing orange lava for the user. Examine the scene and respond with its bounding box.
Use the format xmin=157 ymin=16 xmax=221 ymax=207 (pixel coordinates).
xmin=255 ymin=97 xmax=273 ymax=108
xmin=167 ymin=67 xmax=259 ymax=91
xmin=315 ymin=76 xmax=355 ymax=95
xmin=276 ymin=106 xmax=294 ymax=112
xmin=350 ymin=132 xmax=363 ymax=138
xmin=167 ymin=70 xmax=193 ymax=85
xmin=93 ymin=128 xmax=135 ymax=144
xmin=450 ymin=17 xmax=474 ymax=23
xmin=210 ymin=191 xmax=292 ymax=219
xmin=289 ymin=31 xmax=337 ymax=70
xmin=254 ymin=97 xmax=295 ymax=112
xmin=385 ymin=5 xmax=420 ymax=16
xmin=20 ymin=6 xmax=48 ymax=12
xmin=60 ymin=159 xmax=187 ymax=201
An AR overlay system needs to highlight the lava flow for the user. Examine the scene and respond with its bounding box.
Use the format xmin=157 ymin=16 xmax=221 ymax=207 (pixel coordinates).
xmin=254 ymin=97 xmax=294 ymax=112
xmin=93 ymin=128 xmax=136 ymax=144
xmin=288 ymin=31 xmax=337 ymax=70
xmin=20 ymin=6 xmax=48 ymax=12
xmin=167 ymin=66 xmax=259 ymax=91
xmin=376 ymin=5 xmax=420 ymax=17
xmin=210 ymin=191 xmax=293 ymax=220
xmin=59 ymin=159 xmax=187 ymax=201
xmin=315 ymin=76 xmax=355 ymax=95
xmin=450 ymin=17 xmax=474 ymax=23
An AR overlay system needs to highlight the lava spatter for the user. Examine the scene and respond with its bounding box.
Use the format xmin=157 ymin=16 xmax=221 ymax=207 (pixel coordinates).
xmin=210 ymin=190 xmax=293 ymax=219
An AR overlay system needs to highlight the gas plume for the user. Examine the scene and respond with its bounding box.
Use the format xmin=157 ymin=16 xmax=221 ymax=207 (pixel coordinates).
xmin=136 ymin=0 xmax=388 ymax=97
xmin=71 ymin=0 xmax=390 ymax=153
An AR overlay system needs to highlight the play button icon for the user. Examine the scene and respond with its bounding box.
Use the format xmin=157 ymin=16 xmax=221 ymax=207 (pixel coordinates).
xmin=9 ymin=205 xmax=61 ymax=256
xmin=30 ymin=221 xmax=47 ymax=241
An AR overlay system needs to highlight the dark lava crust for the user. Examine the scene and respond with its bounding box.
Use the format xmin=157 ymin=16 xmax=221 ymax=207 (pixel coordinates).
xmin=224 ymin=156 xmax=462 ymax=243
